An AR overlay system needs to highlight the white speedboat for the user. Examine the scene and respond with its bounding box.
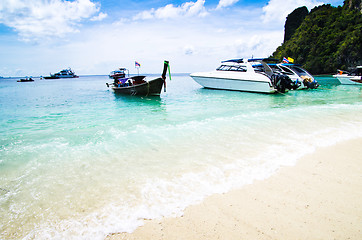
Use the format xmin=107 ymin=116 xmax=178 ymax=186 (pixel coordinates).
xmin=43 ymin=68 xmax=79 ymax=79
xmin=109 ymin=68 xmax=128 ymax=79
xmin=190 ymin=58 xmax=295 ymax=94
xmin=333 ymin=66 xmax=362 ymax=85
xmin=268 ymin=63 xmax=319 ymax=89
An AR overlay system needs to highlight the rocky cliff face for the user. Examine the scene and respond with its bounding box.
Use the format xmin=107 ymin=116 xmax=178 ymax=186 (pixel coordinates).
xmin=284 ymin=7 xmax=309 ymax=43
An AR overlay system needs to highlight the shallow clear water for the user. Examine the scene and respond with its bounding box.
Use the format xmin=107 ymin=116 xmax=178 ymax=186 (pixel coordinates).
xmin=1 ymin=75 xmax=361 ymax=239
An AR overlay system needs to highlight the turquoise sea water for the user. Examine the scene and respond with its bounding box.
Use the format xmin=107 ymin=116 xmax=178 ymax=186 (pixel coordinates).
xmin=1 ymin=75 xmax=362 ymax=239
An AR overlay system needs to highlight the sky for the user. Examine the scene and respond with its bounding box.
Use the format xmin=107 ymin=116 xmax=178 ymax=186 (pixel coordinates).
xmin=0 ymin=0 xmax=344 ymax=76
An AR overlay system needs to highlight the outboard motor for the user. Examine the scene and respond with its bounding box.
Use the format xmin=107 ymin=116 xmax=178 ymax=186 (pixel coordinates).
xmin=291 ymin=79 xmax=301 ymax=90
xmin=303 ymin=78 xmax=319 ymax=89
xmin=271 ymin=74 xmax=294 ymax=93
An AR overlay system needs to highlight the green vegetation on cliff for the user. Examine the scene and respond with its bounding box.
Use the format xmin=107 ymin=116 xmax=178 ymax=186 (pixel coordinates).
xmin=272 ymin=1 xmax=362 ymax=74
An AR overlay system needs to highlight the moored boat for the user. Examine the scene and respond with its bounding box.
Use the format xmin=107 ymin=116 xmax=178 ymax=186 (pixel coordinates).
xmin=190 ymin=58 xmax=295 ymax=94
xmin=267 ymin=62 xmax=319 ymax=89
xmin=106 ymin=61 xmax=170 ymax=96
xmin=43 ymin=68 xmax=79 ymax=79
xmin=109 ymin=68 xmax=128 ymax=79
xmin=17 ymin=77 xmax=34 ymax=82
xmin=333 ymin=66 xmax=362 ymax=85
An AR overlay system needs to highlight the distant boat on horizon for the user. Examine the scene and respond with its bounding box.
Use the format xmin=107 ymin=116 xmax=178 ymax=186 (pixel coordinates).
xmin=109 ymin=68 xmax=128 ymax=79
xmin=43 ymin=68 xmax=79 ymax=79
xmin=17 ymin=77 xmax=34 ymax=82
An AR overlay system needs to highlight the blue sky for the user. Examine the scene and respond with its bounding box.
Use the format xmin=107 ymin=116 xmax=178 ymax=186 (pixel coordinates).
xmin=0 ymin=0 xmax=343 ymax=76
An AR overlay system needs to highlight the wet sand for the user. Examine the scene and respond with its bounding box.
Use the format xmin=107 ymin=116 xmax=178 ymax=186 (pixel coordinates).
xmin=107 ymin=138 xmax=362 ymax=240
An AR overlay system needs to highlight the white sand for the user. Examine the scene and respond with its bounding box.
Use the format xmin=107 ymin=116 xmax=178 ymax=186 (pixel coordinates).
xmin=108 ymin=139 xmax=362 ymax=240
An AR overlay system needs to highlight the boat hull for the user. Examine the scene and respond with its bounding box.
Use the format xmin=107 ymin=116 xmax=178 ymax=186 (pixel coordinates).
xmin=17 ymin=79 xmax=34 ymax=82
xmin=334 ymin=75 xmax=362 ymax=85
xmin=43 ymin=76 xmax=79 ymax=79
xmin=350 ymin=76 xmax=362 ymax=84
xmin=190 ymin=75 xmax=277 ymax=94
xmin=112 ymin=77 xmax=164 ymax=96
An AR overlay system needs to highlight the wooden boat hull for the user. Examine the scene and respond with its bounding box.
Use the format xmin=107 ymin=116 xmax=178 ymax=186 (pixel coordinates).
xmin=112 ymin=77 xmax=164 ymax=96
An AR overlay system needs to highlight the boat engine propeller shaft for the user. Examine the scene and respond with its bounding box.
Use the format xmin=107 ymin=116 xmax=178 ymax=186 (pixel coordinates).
xmin=271 ymin=74 xmax=295 ymax=93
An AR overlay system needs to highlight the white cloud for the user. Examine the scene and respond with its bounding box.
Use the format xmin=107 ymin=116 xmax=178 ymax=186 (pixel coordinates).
xmin=91 ymin=12 xmax=107 ymax=21
xmin=262 ymin=0 xmax=323 ymax=24
xmin=0 ymin=0 xmax=100 ymax=40
xmin=133 ymin=0 xmax=208 ymax=20
xmin=27 ymin=10 xmax=283 ymax=75
xmin=6 ymin=0 xmax=329 ymax=76
xmin=216 ymin=0 xmax=239 ymax=10
xmin=233 ymin=32 xmax=283 ymax=58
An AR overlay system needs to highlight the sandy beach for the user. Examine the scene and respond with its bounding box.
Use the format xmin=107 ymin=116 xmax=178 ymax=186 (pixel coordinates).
xmin=108 ymin=138 xmax=362 ymax=240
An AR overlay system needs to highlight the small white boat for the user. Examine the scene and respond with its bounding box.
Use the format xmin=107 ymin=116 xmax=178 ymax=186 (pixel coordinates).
xmin=109 ymin=68 xmax=128 ymax=79
xmin=43 ymin=68 xmax=78 ymax=79
xmin=190 ymin=58 xmax=295 ymax=94
xmin=333 ymin=66 xmax=362 ymax=85
xmin=268 ymin=63 xmax=319 ymax=89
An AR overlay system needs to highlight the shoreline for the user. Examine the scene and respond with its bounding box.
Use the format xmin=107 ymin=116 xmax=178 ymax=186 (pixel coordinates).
xmin=108 ymin=138 xmax=362 ymax=240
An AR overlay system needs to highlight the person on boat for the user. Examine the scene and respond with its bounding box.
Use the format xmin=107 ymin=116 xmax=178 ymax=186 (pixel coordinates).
xmin=302 ymin=76 xmax=319 ymax=89
xmin=118 ymin=80 xmax=123 ymax=87
xmin=115 ymin=78 xmax=128 ymax=87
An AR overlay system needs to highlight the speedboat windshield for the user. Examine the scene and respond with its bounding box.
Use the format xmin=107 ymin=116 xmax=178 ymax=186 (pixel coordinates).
xmin=249 ymin=60 xmax=274 ymax=77
xmin=277 ymin=65 xmax=295 ymax=75
xmin=288 ymin=65 xmax=312 ymax=78
xmin=216 ymin=64 xmax=247 ymax=72
xmin=252 ymin=64 xmax=265 ymax=73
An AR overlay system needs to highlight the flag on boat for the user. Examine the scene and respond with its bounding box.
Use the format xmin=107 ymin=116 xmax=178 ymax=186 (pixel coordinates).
xmin=135 ymin=61 xmax=141 ymax=68
xmin=288 ymin=57 xmax=294 ymax=63
xmin=283 ymin=57 xmax=289 ymax=63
